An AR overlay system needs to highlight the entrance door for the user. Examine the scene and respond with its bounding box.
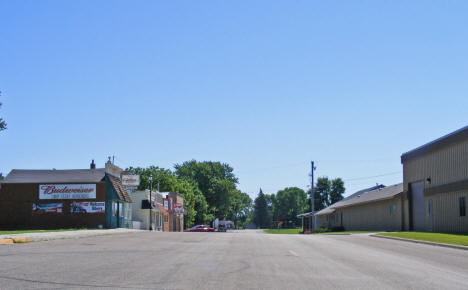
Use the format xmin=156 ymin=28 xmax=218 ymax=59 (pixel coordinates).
xmin=411 ymin=182 xmax=425 ymax=231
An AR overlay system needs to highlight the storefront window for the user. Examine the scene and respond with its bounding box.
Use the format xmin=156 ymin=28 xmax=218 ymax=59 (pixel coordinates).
xmin=119 ymin=202 xmax=123 ymax=217
xmin=113 ymin=202 xmax=117 ymax=216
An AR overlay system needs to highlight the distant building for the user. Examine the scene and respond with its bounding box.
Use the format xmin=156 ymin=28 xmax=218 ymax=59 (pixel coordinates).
xmin=131 ymin=190 xmax=166 ymax=231
xmin=0 ymin=160 xmax=132 ymax=229
xmin=315 ymin=184 xmax=403 ymax=231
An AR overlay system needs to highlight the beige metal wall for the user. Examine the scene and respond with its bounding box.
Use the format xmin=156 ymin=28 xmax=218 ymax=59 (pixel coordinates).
xmin=427 ymin=190 xmax=468 ymax=233
xmin=316 ymin=213 xmax=341 ymax=229
xmin=403 ymin=138 xmax=468 ymax=232
xmin=340 ymin=198 xmax=402 ymax=231
xmin=403 ymin=139 xmax=468 ymax=191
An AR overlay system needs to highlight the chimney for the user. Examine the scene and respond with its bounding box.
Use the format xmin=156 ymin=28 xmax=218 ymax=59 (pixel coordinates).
xmin=90 ymin=159 xmax=96 ymax=169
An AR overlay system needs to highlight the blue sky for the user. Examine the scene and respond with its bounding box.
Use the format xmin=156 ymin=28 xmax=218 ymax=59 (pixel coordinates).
xmin=1 ymin=1 xmax=467 ymax=198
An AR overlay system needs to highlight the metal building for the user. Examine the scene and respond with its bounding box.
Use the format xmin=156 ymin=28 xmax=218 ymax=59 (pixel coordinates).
xmin=401 ymin=125 xmax=468 ymax=232
xmin=315 ymin=184 xmax=403 ymax=231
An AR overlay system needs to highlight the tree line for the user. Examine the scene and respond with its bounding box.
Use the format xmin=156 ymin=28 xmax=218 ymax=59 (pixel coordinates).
xmin=253 ymin=177 xmax=345 ymax=229
xmin=126 ymin=160 xmax=252 ymax=228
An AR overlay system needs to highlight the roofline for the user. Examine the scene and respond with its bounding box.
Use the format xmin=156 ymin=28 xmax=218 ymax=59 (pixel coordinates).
xmin=401 ymin=125 xmax=468 ymax=163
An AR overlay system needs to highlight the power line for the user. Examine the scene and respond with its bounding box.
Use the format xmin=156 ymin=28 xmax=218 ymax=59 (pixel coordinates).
xmin=344 ymin=171 xmax=401 ymax=182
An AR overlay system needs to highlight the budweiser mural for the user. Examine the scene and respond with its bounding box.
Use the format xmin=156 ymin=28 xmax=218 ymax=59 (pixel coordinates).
xmin=39 ymin=184 xmax=96 ymax=199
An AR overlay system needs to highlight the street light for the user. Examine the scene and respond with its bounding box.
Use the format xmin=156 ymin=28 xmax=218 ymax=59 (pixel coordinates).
xmin=149 ymin=174 xmax=153 ymax=231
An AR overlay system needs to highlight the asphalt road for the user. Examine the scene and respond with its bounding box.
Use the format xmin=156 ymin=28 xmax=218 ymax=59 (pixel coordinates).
xmin=1 ymin=230 xmax=468 ymax=290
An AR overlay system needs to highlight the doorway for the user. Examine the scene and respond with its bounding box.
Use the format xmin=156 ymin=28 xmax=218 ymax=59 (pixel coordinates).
xmin=411 ymin=182 xmax=425 ymax=231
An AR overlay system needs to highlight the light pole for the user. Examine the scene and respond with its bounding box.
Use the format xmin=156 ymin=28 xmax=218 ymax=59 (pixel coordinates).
xmin=149 ymin=174 xmax=153 ymax=231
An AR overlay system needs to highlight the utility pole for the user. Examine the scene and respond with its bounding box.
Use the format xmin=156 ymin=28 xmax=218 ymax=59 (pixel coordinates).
xmin=149 ymin=174 xmax=153 ymax=231
xmin=310 ymin=161 xmax=316 ymax=229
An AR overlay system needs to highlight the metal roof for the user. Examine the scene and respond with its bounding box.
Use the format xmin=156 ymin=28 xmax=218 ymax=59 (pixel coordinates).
xmin=1 ymin=169 xmax=106 ymax=183
xmin=401 ymin=125 xmax=468 ymax=163
xmin=342 ymin=184 xmax=385 ymax=201
xmin=315 ymin=183 xmax=403 ymax=216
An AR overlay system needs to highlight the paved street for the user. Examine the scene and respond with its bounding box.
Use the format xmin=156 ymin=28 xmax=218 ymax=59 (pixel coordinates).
xmin=1 ymin=230 xmax=468 ymax=289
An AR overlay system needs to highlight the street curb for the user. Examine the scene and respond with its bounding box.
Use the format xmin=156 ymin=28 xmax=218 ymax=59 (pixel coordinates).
xmin=0 ymin=238 xmax=14 ymax=245
xmin=370 ymin=234 xmax=468 ymax=251
xmin=318 ymin=233 xmax=351 ymax=236
xmin=12 ymin=237 xmax=30 ymax=243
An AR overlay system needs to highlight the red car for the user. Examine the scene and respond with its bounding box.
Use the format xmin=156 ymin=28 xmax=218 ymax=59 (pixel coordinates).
xmin=184 ymin=225 xmax=215 ymax=232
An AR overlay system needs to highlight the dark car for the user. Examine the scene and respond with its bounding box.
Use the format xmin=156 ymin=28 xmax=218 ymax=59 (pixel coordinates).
xmin=184 ymin=225 xmax=215 ymax=232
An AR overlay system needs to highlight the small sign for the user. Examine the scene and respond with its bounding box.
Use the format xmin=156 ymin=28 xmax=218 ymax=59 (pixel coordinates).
xmin=32 ymin=203 xmax=63 ymax=214
xmin=39 ymin=184 xmax=96 ymax=199
xmin=174 ymin=204 xmax=184 ymax=215
xmin=121 ymin=175 xmax=140 ymax=187
xmin=71 ymin=202 xmax=105 ymax=213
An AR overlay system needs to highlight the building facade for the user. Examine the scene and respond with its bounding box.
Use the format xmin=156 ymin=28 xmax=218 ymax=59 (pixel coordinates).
xmin=401 ymin=126 xmax=468 ymax=233
xmin=315 ymin=184 xmax=403 ymax=231
xmin=0 ymin=161 xmax=132 ymax=229
xmin=131 ymin=190 xmax=165 ymax=231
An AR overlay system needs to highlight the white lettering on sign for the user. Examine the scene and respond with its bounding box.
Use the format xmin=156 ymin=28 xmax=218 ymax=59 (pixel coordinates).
xmin=39 ymin=184 xmax=96 ymax=199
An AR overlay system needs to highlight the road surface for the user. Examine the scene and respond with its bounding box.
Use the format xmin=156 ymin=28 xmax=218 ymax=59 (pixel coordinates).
xmin=0 ymin=230 xmax=467 ymax=289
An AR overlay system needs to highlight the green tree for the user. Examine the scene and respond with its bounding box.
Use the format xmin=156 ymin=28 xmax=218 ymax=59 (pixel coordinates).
xmin=273 ymin=187 xmax=308 ymax=227
xmin=227 ymin=190 xmax=252 ymax=228
xmin=264 ymin=193 xmax=276 ymax=223
xmin=174 ymin=160 xmax=238 ymax=218
xmin=313 ymin=177 xmax=346 ymax=210
xmin=330 ymin=178 xmax=345 ymax=204
xmin=0 ymin=101 xmax=6 ymax=131
xmin=0 ymin=173 xmax=3 ymax=180
xmin=314 ymin=177 xmax=331 ymax=210
xmin=253 ymin=189 xmax=269 ymax=228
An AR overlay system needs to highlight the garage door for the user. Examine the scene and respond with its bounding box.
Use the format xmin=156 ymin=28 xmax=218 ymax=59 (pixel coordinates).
xmin=411 ymin=182 xmax=425 ymax=231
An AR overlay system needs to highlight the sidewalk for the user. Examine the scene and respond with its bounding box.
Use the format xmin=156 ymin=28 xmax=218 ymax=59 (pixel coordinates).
xmin=0 ymin=228 xmax=142 ymax=242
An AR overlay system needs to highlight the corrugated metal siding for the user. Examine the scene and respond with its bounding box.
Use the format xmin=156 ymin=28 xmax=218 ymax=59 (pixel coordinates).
xmin=403 ymin=139 xmax=468 ymax=191
xmin=430 ymin=190 xmax=468 ymax=233
xmin=341 ymin=198 xmax=402 ymax=231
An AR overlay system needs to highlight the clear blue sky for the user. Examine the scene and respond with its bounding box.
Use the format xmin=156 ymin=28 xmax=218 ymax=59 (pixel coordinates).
xmin=1 ymin=1 xmax=467 ymax=199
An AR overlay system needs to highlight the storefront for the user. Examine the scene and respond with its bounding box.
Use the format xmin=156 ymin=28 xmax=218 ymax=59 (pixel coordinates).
xmin=0 ymin=161 xmax=132 ymax=229
xmin=130 ymin=189 xmax=166 ymax=230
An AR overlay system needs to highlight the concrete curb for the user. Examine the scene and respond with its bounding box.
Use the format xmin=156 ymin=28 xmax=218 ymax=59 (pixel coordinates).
xmin=0 ymin=238 xmax=14 ymax=245
xmin=370 ymin=234 xmax=468 ymax=251
xmin=0 ymin=229 xmax=142 ymax=243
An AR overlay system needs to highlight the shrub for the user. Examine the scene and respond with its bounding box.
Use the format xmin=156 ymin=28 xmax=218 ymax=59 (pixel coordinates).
xmin=331 ymin=226 xmax=345 ymax=232
xmin=314 ymin=227 xmax=330 ymax=233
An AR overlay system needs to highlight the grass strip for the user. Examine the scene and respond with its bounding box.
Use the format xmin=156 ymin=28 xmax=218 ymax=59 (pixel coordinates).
xmin=264 ymin=228 xmax=302 ymax=234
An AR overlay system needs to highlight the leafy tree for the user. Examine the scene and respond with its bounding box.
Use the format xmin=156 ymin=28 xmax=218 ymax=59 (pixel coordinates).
xmin=253 ymin=189 xmax=269 ymax=228
xmin=264 ymin=193 xmax=276 ymax=223
xmin=330 ymin=178 xmax=345 ymax=204
xmin=313 ymin=177 xmax=346 ymax=210
xmin=0 ymin=101 xmax=6 ymax=131
xmin=314 ymin=177 xmax=331 ymax=210
xmin=174 ymin=160 xmax=238 ymax=218
xmin=273 ymin=187 xmax=308 ymax=227
xmin=227 ymin=190 xmax=252 ymax=228
xmin=0 ymin=173 xmax=3 ymax=180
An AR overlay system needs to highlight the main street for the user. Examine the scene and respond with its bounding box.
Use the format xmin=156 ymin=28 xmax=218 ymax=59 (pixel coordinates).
xmin=1 ymin=230 xmax=467 ymax=289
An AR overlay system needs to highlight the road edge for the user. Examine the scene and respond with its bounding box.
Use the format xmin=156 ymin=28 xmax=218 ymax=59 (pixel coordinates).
xmin=370 ymin=234 xmax=468 ymax=251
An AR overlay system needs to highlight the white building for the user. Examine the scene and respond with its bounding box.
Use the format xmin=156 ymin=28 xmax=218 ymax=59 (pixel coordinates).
xmin=131 ymin=190 xmax=164 ymax=231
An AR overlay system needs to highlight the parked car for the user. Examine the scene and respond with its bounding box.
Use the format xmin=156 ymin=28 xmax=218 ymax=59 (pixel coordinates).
xmin=184 ymin=225 xmax=215 ymax=232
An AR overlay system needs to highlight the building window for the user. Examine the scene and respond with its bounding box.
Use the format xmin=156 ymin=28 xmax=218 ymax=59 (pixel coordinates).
xmin=389 ymin=204 xmax=397 ymax=216
xmin=460 ymin=197 xmax=466 ymax=217
xmin=427 ymin=199 xmax=433 ymax=217
xmin=119 ymin=203 xmax=123 ymax=217
xmin=113 ymin=202 xmax=118 ymax=216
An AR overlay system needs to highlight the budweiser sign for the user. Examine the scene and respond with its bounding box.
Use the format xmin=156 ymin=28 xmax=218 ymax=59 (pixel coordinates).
xmin=39 ymin=184 xmax=96 ymax=200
